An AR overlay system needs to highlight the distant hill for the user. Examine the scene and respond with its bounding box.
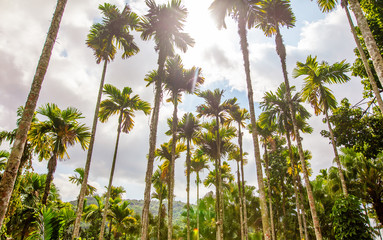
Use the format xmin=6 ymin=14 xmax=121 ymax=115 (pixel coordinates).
xmin=69 ymin=197 xmax=193 ymax=226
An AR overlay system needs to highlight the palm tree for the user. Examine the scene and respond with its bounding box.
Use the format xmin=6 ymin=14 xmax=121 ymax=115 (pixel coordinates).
xmin=162 ymin=55 xmax=203 ymax=240
xmin=227 ymin=147 xmax=248 ymax=240
xmin=139 ymin=1 xmax=194 ymax=238
xmin=0 ymin=0 xmax=68 ymax=226
xmin=152 ymin=167 xmax=168 ymax=240
xmin=109 ymin=200 xmax=137 ymax=240
xmin=346 ymin=0 xmax=383 ymax=88
xmin=97 ymin=84 xmax=150 ymax=240
xmin=176 ymin=113 xmax=202 ymax=240
xmin=256 ymin=0 xmax=322 ymax=238
xmin=314 ymin=0 xmax=383 ymax=114
xmin=191 ymin=151 xmax=209 ymax=240
xmin=73 ymin=4 xmax=140 ymax=238
xmin=293 ymin=55 xmax=350 ymax=198
xmin=196 ymin=89 xmax=236 ymax=240
xmin=255 ymin=123 xmax=277 ymax=240
xmin=228 ymin=105 xmax=250 ymax=240
xmin=69 ymin=168 xmax=97 ymax=197
xmin=259 ymin=83 xmax=312 ymax=240
xmin=209 ymin=0 xmax=271 ymax=237
xmin=28 ymin=103 xmax=90 ymax=205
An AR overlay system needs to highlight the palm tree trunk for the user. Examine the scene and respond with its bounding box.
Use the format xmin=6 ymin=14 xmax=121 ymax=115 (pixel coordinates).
xmin=238 ymin=125 xmax=249 ymax=240
xmin=215 ymin=115 xmax=224 ymax=240
xmin=343 ymin=6 xmax=383 ymax=114
xmin=298 ymin=176 xmax=310 ymax=240
xmin=0 ymin=0 xmax=67 ymax=227
xmin=348 ymin=0 xmax=383 ymax=87
xmin=275 ymin=27 xmax=323 ymax=240
xmin=42 ymin=154 xmax=58 ymax=205
xmin=263 ymin=145 xmax=276 ymax=240
xmin=284 ymin=131 xmax=304 ymax=240
xmin=196 ymin=171 xmax=200 ymax=240
xmin=157 ymin=196 xmax=163 ymax=240
xmin=238 ymin=14 xmax=271 ymax=240
xmin=73 ymin=58 xmax=109 ymax=239
xmin=236 ymin=160 xmax=244 ymax=240
xmin=324 ymin=108 xmax=348 ymax=196
xmin=168 ymin=94 xmax=179 ymax=240
xmin=186 ymin=139 xmax=191 ymax=240
xmin=141 ymin=50 xmax=166 ymax=240
xmin=99 ymin=112 xmax=123 ymax=240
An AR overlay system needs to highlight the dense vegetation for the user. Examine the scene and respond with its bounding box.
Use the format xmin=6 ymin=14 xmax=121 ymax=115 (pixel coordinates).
xmin=0 ymin=0 xmax=383 ymax=239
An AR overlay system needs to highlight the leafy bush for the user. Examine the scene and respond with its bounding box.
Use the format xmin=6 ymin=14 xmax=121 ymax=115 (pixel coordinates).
xmin=331 ymin=195 xmax=372 ymax=240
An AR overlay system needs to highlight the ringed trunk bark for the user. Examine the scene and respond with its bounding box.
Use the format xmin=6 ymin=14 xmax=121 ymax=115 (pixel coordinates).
xmin=275 ymin=27 xmax=322 ymax=239
xmin=348 ymin=0 xmax=383 ymax=88
xmin=186 ymin=139 xmax=191 ymax=240
xmin=264 ymin=145 xmax=276 ymax=240
xmin=168 ymin=95 xmax=178 ymax=240
xmin=343 ymin=6 xmax=383 ymax=114
xmin=238 ymin=14 xmax=270 ymax=240
xmin=0 ymin=0 xmax=67 ymax=227
xmin=99 ymin=113 xmax=123 ymax=240
xmin=285 ymin=131 xmax=304 ymax=240
xmin=239 ymin=124 xmax=249 ymax=240
xmin=73 ymin=58 xmax=109 ymax=239
xmin=236 ymin=160 xmax=245 ymax=240
xmin=324 ymin=108 xmax=348 ymax=196
xmin=42 ymin=154 xmax=58 ymax=205
xmin=141 ymin=51 xmax=166 ymax=240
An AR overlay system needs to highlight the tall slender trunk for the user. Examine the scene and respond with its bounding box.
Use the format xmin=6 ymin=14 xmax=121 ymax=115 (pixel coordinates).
xmin=324 ymin=108 xmax=348 ymax=196
xmin=42 ymin=154 xmax=58 ymax=205
xmin=284 ymin=130 xmax=304 ymax=240
xmin=99 ymin=112 xmax=123 ymax=240
xmin=73 ymin=58 xmax=109 ymax=239
xmin=186 ymin=139 xmax=191 ymax=240
xmin=141 ymin=50 xmax=166 ymax=240
xmin=236 ymin=160 xmax=244 ymax=240
xmin=238 ymin=13 xmax=271 ymax=240
xmin=348 ymin=0 xmax=383 ymax=87
xmin=298 ymin=176 xmax=309 ymax=240
xmin=275 ymin=27 xmax=322 ymax=240
xmin=168 ymin=94 xmax=178 ymax=240
xmin=196 ymin=172 xmax=200 ymax=240
xmin=157 ymin=196 xmax=163 ymax=240
xmin=263 ymin=145 xmax=276 ymax=240
xmin=0 ymin=0 xmax=67 ymax=227
xmin=215 ymin=115 xmax=223 ymax=240
xmin=343 ymin=6 xmax=383 ymax=114
xmin=239 ymin=124 xmax=249 ymax=240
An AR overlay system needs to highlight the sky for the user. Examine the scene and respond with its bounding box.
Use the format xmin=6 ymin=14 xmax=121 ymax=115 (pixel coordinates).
xmin=0 ymin=0 xmax=365 ymax=203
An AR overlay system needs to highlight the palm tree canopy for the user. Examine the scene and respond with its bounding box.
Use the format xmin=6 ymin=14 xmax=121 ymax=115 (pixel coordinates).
xmin=196 ymin=89 xmax=237 ymax=123
xmin=256 ymin=0 xmax=295 ymax=37
xmin=140 ymin=0 xmax=194 ymax=55
xmin=176 ymin=113 xmax=201 ymax=144
xmin=209 ymin=0 xmax=262 ymax=29
xmin=228 ymin=105 xmax=250 ymax=129
xmin=164 ymin=55 xmax=204 ymax=102
xmin=293 ymin=55 xmax=351 ymax=114
xmin=313 ymin=0 xmax=339 ymax=13
xmin=155 ymin=141 xmax=186 ymax=179
xmin=259 ymin=82 xmax=311 ymax=135
xmin=87 ymin=3 xmax=140 ymax=63
xmin=195 ymin=121 xmax=237 ymax=160
xmin=99 ymin=84 xmax=151 ymax=133
xmin=191 ymin=150 xmax=210 ymax=174
xmin=28 ymin=103 xmax=91 ymax=160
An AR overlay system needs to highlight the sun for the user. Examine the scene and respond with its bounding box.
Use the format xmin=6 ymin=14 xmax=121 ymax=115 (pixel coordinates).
xmin=184 ymin=0 xmax=221 ymax=47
